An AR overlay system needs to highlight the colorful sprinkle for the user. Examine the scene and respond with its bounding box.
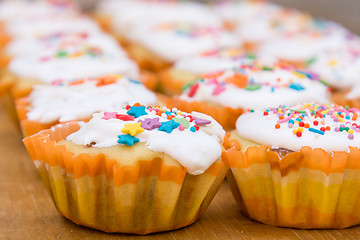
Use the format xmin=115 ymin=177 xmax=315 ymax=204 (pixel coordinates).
xmin=117 ymin=135 xmax=139 ymax=146
xmin=121 ymin=123 xmax=144 ymax=136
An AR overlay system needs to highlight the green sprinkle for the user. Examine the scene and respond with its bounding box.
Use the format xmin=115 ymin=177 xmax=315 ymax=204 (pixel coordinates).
xmin=245 ymin=84 xmax=261 ymax=91
xmin=245 ymin=53 xmax=256 ymax=60
xmin=56 ymin=51 xmax=68 ymax=58
xmin=289 ymin=109 xmax=306 ymax=113
xmin=262 ymin=66 xmax=274 ymax=71
xmin=306 ymin=57 xmax=317 ymax=66
xmin=250 ymin=109 xmax=254 ymax=113
xmin=320 ymin=79 xmax=330 ymax=87
xmin=173 ymin=117 xmax=190 ymax=129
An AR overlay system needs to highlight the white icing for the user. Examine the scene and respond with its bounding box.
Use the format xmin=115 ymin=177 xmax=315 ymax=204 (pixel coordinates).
xmin=180 ymin=67 xmax=330 ymax=110
xmin=66 ymin=108 xmax=224 ymax=175
xmin=27 ymin=77 xmax=157 ymax=124
xmin=98 ymin=0 xmax=222 ymax=35
xmin=127 ymin=22 xmax=240 ymax=62
xmin=8 ymin=32 xmax=140 ymax=82
xmin=236 ymin=104 xmax=360 ymax=152
xmin=310 ymin=48 xmax=360 ymax=90
xmin=174 ymin=49 xmax=277 ymax=74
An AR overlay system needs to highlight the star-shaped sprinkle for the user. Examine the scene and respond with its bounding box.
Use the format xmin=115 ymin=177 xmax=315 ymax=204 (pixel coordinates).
xmin=173 ymin=117 xmax=190 ymax=128
xmin=138 ymin=118 xmax=162 ymax=130
xmin=158 ymin=120 xmax=180 ymax=133
xmin=116 ymin=114 xmax=135 ymax=121
xmin=102 ymin=112 xmax=117 ymax=120
xmin=121 ymin=122 xmax=144 ymax=136
xmin=127 ymin=106 xmax=148 ymax=118
xmin=193 ymin=116 xmax=211 ymax=125
xmin=117 ymin=134 xmax=139 ymax=146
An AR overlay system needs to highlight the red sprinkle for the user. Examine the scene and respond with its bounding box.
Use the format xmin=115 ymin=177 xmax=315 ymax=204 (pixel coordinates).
xmin=263 ymin=111 xmax=269 ymax=116
xmin=320 ymin=127 xmax=326 ymax=132
xmin=116 ymin=114 xmax=135 ymax=121
xmin=299 ymin=122 xmax=304 ymax=127
xmin=188 ymin=83 xmax=199 ymax=98
xmin=296 ymin=131 xmax=302 ymax=137
xmin=126 ymin=105 xmax=131 ymax=110
xmin=194 ymin=125 xmax=200 ymax=131
xmin=313 ymin=121 xmax=319 ymax=126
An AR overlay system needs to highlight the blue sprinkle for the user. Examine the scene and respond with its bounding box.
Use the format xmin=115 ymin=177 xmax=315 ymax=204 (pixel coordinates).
xmin=289 ymin=83 xmax=305 ymax=91
xmin=117 ymin=135 xmax=139 ymax=146
xmin=190 ymin=126 xmax=196 ymax=132
xmin=129 ymin=79 xmax=142 ymax=84
xmin=345 ymin=116 xmax=350 ymax=120
xmin=288 ymin=119 xmax=294 ymax=124
xmin=296 ymin=118 xmax=302 ymax=122
xmin=309 ymin=128 xmax=325 ymax=135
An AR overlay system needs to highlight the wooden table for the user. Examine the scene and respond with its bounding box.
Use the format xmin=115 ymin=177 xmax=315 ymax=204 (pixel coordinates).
xmin=1 ymin=106 xmax=360 ymax=239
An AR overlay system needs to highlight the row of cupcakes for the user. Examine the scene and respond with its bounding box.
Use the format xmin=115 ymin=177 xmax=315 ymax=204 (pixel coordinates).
xmin=1 ymin=0 xmax=360 ymax=235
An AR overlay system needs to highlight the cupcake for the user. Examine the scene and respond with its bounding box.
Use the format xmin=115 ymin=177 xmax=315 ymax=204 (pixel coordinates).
xmin=23 ymin=104 xmax=228 ymax=234
xmin=96 ymin=0 xmax=221 ymax=47
xmin=6 ymin=32 xmax=142 ymax=99
xmin=159 ymin=48 xmax=277 ymax=96
xmin=16 ymin=75 xmax=158 ymax=137
xmin=125 ymin=21 xmax=240 ymax=72
xmin=165 ymin=63 xmax=330 ymax=129
xmin=309 ymin=46 xmax=360 ymax=91
xmin=224 ymin=103 xmax=360 ymax=229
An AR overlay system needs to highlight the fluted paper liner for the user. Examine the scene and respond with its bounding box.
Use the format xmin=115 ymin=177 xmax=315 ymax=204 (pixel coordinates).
xmin=163 ymin=97 xmax=244 ymax=130
xmin=223 ymin=142 xmax=360 ymax=229
xmin=23 ymin=122 xmax=228 ymax=234
xmin=332 ymin=90 xmax=360 ymax=109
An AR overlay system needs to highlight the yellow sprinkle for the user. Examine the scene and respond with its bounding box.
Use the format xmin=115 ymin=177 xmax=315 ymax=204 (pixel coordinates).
xmin=348 ymin=129 xmax=354 ymax=134
xmin=292 ymin=71 xmax=306 ymax=78
xmin=328 ymin=60 xmax=338 ymax=66
xmin=299 ymin=127 xmax=304 ymax=132
xmin=293 ymin=129 xmax=297 ymax=135
xmin=177 ymin=111 xmax=182 ymax=115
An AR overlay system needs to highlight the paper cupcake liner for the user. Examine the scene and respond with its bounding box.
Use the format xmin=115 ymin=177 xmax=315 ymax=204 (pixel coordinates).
xmin=159 ymin=69 xmax=198 ymax=96
xmin=91 ymin=13 xmax=112 ymax=33
xmin=0 ymin=71 xmax=18 ymax=123
xmin=331 ymin=90 xmax=360 ymax=109
xmin=163 ymin=97 xmax=244 ymax=130
xmin=23 ymin=122 xmax=228 ymax=234
xmin=139 ymin=70 xmax=159 ymax=91
xmin=223 ymin=143 xmax=360 ymax=229
xmin=0 ymin=52 xmax=11 ymax=68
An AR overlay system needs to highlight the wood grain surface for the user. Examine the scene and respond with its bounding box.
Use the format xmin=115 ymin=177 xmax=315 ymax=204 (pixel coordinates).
xmin=1 ymin=105 xmax=360 ymax=239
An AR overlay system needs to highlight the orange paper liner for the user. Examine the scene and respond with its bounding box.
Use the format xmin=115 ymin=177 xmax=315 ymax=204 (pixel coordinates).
xmin=223 ymin=144 xmax=360 ymax=229
xmin=23 ymin=122 xmax=228 ymax=234
xmin=331 ymin=90 xmax=360 ymax=109
xmin=159 ymin=69 xmax=198 ymax=96
xmin=163 ymin=97 xmax=244 ymax=130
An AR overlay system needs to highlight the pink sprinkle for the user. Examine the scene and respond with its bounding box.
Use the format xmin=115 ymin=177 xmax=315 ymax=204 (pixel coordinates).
xmin=356 ymin=128 xmax=360 ymax=132
xmin=179 ymin=125 xmax=185 ymax=131
xmin=348 ymin=134 xmax=354 ymax=140
xmin=212 ymin=84 xmax=226 ymax=95
xmin=277 ymin=111 xmax=295 ymax=124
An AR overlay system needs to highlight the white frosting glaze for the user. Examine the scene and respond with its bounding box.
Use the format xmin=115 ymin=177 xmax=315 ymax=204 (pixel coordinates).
xmin=8 ymin=32 xmax=140 ymax=82
xmin=27 ymin=76 xmax=157 ymax=124
xmin=128 ymin=22 xmax=240 ymax=62
xmin=66 ymin=107 xmax=225 ymax=175
xmin=179 ymin=66 xmax=330 ymax=110
xmin=174 ymin=49 xmax=277 ymax=74
xmin=236 ymin=104 xmax=360 ymax=152
xmin=310 ymin=48 xmax=360 ymax=90
xmin=98 ymin=0 xmax=221 ymax=35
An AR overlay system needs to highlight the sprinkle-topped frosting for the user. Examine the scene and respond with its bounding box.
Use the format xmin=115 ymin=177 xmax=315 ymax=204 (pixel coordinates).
xmin=67 ymin=104 xmax=225 ymax=175
xmin=27 ymin=75 xmax=157 ymax=124
xmin=98 ymin=0 xmax=222 ymax=36
xmin=236 ymin=103 xmax=360 ymax=152
xmin=173 ymin=48 xmax=277 ymax=74
xmin=179 ymin=64 xmax=330 ymax=110
xmin=309 ymin=47 xmax=360 ymax=90
xmin=8 ymin=33 xmax=140 ymax=82
xmin=127 ymin=22 xmax=239 ymax=62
